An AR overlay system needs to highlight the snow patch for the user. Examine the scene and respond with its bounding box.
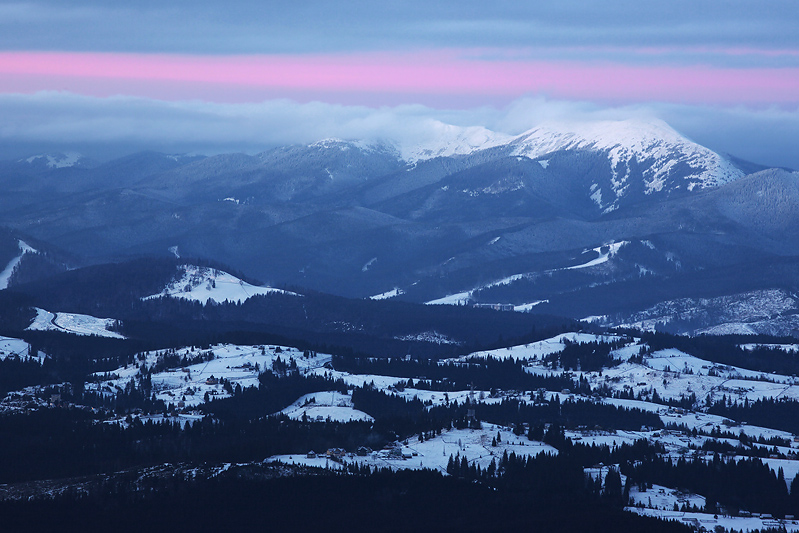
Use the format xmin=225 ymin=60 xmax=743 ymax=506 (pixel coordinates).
xmin=25 ymin=152 xmax=82 ymax=168
xmin=565 ymin=241 xmax=627 ymax=270
xmin=513 ymin=300 xmax=548 ymax=312
xmin=425 ymin=291 xmax=472 ymax=306
xmin=279 ymin=391 xmax=374 ymax=423
xmin=370 ymin=288 xmax=404 ymax=300
xmin=362 ymin=257 xmax=377 ymax=272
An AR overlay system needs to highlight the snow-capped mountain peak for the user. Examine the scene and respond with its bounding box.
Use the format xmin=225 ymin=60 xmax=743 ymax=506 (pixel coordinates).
xmin=392 ymin=122 xmax=513 ymax=163
xmin=508 ymin=118 xmax=744 ymax=210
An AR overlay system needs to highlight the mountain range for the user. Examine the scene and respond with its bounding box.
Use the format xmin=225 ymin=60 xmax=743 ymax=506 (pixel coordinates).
xmin=1 ymin=117 xmax=797 ymax=337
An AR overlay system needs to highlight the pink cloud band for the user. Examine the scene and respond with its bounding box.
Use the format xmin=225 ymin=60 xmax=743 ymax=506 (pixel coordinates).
xmin=0 ymin=50 xmax=797 ymax=105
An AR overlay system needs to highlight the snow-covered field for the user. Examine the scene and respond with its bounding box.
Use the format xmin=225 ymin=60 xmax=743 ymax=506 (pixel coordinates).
xmin=627 ymin=482 xmax=706 ymax=513
xmin=144 ymin=265 xmax=298 ymax=305
xmin=279 ymin=391 xmax=374 ymax=423
xmin=0 ymin=336 xmax=43 ymax=361
xmin=27 ymin=308 xmax=125 ymax=339
xmin=268 ymin=423 xmax=557 ymax=474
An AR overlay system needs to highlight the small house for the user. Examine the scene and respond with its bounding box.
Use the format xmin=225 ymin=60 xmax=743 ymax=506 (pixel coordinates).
xmin=326 ymin=448 xmax=346 ymax=461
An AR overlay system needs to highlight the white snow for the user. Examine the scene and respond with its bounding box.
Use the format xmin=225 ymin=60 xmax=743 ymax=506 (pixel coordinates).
xmin=0 ymin=336 xmax=45 ymax=362
xmin=513 ymin=300 xmax=548 ymax=312
xmin=425 ymin=291 xmax=472 ymax=306
xmin=613 ymin=289 xmax=799 ymax=336
xmin=144 ymin=265 xmax=297 ymax=305
xmin=370 ymin=288 xmax=404 ymax=300
xmin=24 ymin=152 xmax=82 ymax=168
xmin=456 ymin=332 xmax=629 ymax=362
xmin=87 ymin=344 xmax=332 ymax=409
xmin=424 ymin=241 xmax=626 ymax=306
xmin=581 ymin=315 xmax=608 ymax=323
xmin=590 ymin=187 xmax=603 ymax=208
xmin=268 ymin=423 xmax=556 ymax=474
xmin=394 ymin=331 xmax=460 ymax=345
xmin=509 ymin=118 xmax=744 ymax=207
xmin=628 ymin=482 xmax=706 ymax=513
xmin=0 ymin=240 xmax=36 ymax=290
xmin=393 ymin=122 xmax=512 ymax=163
xmin=741 ymin=343 xmax=799 ymax=353
xmin=566 ymin=241 xmax=628 ymax=270
xmin=27 ymin=308 xmax=125 ymax=339
xmin=362 ymin=257 xmax=377 ymax=272
xmin=306 ymin=368 xmax=407 ymax=391
xmin=629 ymin=508 xmax=799 ymax=533
xmin=279 ymin=391 xmax=374 ymax=423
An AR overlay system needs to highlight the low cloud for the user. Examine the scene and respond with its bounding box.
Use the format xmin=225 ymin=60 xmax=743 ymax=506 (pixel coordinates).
xmin=0 ymin=92 xmax=796 ymax=169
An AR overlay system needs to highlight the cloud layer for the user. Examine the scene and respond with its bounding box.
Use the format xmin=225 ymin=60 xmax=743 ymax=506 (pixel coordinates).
xmin=1 ymin=92 xmax=796 ymax=170
xmin=2 ymin=1 xmax=798 ymax=65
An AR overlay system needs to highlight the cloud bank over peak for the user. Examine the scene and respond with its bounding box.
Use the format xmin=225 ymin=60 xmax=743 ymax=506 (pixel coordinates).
xmin=0 ymin=92 xmax=796 ymax=170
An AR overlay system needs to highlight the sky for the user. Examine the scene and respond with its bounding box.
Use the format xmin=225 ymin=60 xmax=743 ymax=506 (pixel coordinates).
xmin=1 ymin=1 xmax=798 ymax=167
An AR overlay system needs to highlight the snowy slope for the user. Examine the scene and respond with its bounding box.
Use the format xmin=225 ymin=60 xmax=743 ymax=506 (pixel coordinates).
xmin=425 ymin=241 xmax=628 ymax=306
xmin=457 ymin=332 xmax=630 ymax=362
xmin=0 ymin=240 xmax=35 ymax=290
xmin=609 ymin=289 xmax=799 ymax=336
xmin=279 ymin=391 xmax=374 ymax=422
xmin=510 ymin=119 xmax=742 ymax=190
xmin=86 ymin=344 xmax=332 ymax=409
xmin=393 ymin=122 xmax=512 ymax=163
xmin=268 ymin=423 xmax=556 ymax=474
xmin=389 ymin=119 xmax=742 ymax=201
xmin=144 ymin=265 xmax=298 ymax=305
xmin=386 ymin=118 xmax=743 ymax=214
